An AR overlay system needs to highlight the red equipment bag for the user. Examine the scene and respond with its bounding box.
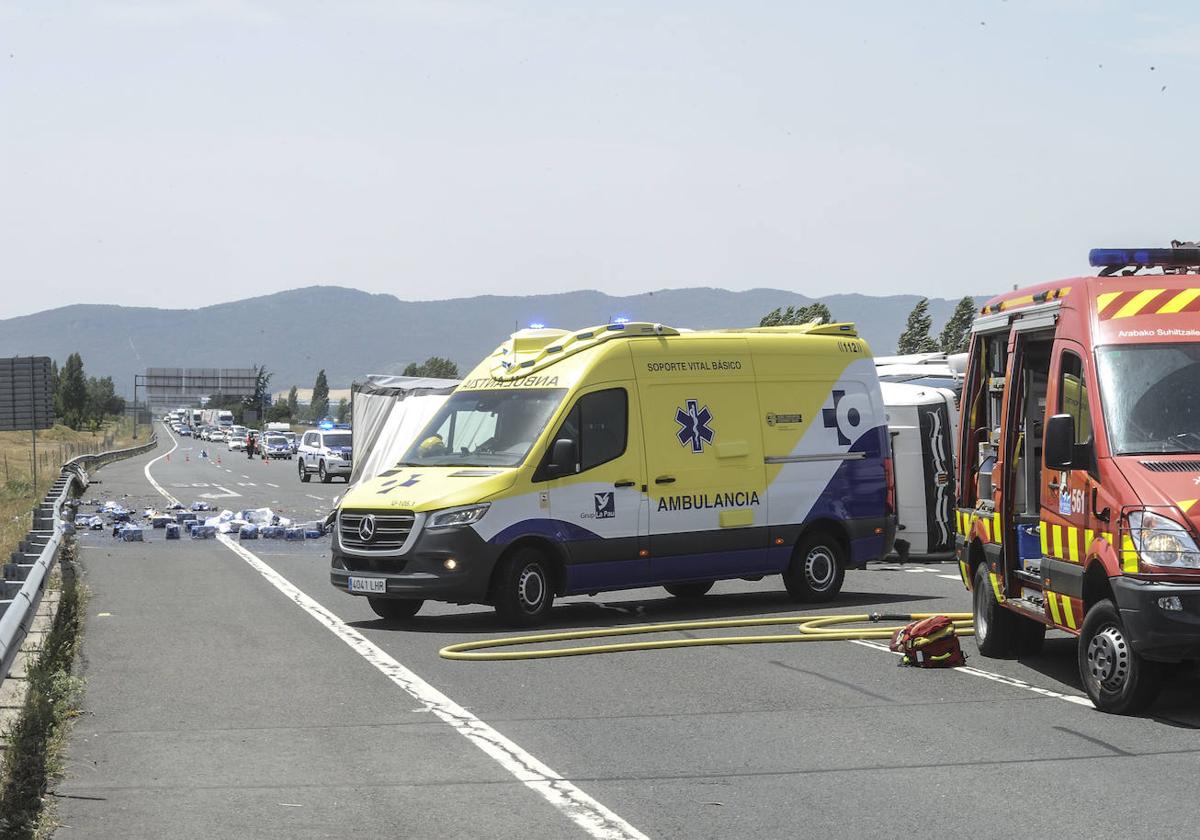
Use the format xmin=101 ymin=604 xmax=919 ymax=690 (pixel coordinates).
xmin=888 ymin=615 xmax=966 ymax=668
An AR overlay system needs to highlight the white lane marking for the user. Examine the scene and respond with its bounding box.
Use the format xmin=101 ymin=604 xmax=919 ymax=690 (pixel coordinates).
xmin=848 ymin=640 xmax=1093 ymax=707
xmin=266 ymin=482 xmax=279 ymax=488
xmin=938 ymin=574 xmax=963 ymax=580
xmin=199 ymin=485 xmax=242 ymax=500
xmin=305 ymin=494 xmax=324 ymax=501
xmin=241 ymin=474 xmax=250 ymax=479
xmin=143 ymin=424 xmax=180 ymax=507
xmin=145 ymin=446 xmax=645 ymax=840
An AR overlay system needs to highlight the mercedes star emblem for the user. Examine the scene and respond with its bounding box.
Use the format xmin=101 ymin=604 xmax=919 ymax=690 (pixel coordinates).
xmin=358 ymin=514 xmax=377 ymax=543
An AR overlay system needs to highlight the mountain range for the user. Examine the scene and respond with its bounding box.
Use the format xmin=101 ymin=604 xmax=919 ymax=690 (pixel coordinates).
xmin=0 ymin=286 xmax=987 ymax=395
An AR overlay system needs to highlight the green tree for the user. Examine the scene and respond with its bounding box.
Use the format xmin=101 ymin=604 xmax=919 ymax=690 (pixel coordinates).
xmin=58 ymin=352 xmax=88 ymax=429
xmin=50 ymin=359 xmax=62 ymax=418
xmin=897 ymin=298 xmax=940 ymax=354
xmin=335 ymin=397 xmax=350 ymax=423
xmin=310 ymin=369 xmax=329 ymax=421
xmin=402 ymin=357 xmax=460 ymax=379
xmin=86 ymin=375 xmax=125 ymax=421
xmin=286 ymin=385 xmax=299 ymax=420
xmin=938 ymin=296 xmax=977 ymax=354
xmin=759 ymin=302 xmax=833 ymax=327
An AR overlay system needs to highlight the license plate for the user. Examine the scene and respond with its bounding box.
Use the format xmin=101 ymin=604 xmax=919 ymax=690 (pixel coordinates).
xmin=348 ymin=576 xmax=386 ymax=594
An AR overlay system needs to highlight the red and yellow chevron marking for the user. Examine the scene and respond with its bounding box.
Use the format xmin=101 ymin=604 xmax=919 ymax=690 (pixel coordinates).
xmin=1097 ymin=287 xmax=1200 ymax=321
xmin=1038 ymin=518 xmax=1113 ymax=563
xmin=1044 ymin=590 xmax=1078 ymax=631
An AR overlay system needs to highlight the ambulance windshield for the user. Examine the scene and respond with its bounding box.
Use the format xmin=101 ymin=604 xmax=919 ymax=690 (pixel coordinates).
xmin=1097 ymin=343 xmax=1200 ymax=455
xmin=399 ymin=388 xmax=567 ymax=467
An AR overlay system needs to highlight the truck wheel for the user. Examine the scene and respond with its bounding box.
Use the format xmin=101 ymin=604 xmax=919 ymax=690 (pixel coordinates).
xmin=367 ymin=597 xmax=423 ymax=621
xmin=319 ymin=461 xmax=332 ymax=483
xmin=1078 ymin=599 xmax=1163 ymax=714
xmin=664 ymin=581 xmax=714 ymax=599
xmin=494 ymin=548 xmax=555 ymax=627
xmin=299 ymin=459 xmax=311 ymax=483
xmin=784 ymin=531 xmax=846 ymax=603
xmin=973 ymin=563 xmax=1014 ymax=657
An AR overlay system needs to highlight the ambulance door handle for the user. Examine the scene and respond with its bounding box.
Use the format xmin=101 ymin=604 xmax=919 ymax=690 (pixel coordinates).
xmin=1048 ymin=480 xmax=1061 ymax=492
xmin=655 ymin=475 xmax=676 ymax=485
xmin=614 ymin=480 xmax=636 ymax=488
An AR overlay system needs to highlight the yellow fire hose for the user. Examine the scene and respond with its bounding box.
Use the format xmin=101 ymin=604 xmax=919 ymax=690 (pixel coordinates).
xmin=439 ymin=612 xmax=974 ymax=661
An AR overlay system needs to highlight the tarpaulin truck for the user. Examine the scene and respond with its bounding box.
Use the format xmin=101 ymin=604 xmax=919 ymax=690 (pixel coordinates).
xmin=958 ymin=245 xmax=1200 ymax=713
xmin=330 ymin=320 xmax=896 ymax=625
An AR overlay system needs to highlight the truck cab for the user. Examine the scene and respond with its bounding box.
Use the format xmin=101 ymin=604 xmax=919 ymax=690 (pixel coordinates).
xmin=958 ymin=245 xmax=1200 ymax=713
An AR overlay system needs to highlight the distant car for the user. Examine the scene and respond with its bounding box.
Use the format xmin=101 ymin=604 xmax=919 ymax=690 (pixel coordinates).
xmin=298 ymin=429 xmax=352 ymax=483
xmin=280 ymin=431 xmax=298 ymax=453
xmin=178 ymin=427 xmax=192 ymax=437
xmin=262 ymin=435 xmax=292 ymax=459
xmin=229 ymin=435 xmax=246 ymax=451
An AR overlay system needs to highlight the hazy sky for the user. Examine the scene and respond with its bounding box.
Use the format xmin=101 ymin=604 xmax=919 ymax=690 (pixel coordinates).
xmin=1 ymin=1 xmax=1196 ymax=319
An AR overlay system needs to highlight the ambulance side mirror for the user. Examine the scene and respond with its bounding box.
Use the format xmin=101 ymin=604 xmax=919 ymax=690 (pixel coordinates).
xmin=547 ymin=438 xmax=579 ymax=478
xmin=1045 ymin=414 xmax=1075 ymax=470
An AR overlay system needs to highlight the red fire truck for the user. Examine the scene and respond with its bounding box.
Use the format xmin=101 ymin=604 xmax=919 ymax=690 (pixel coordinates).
xmin=958 ymin=245 xmax=1200 ymax=713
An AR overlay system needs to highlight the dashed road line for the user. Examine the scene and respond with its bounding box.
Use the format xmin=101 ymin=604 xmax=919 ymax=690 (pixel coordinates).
xmin=848 ymin=640 xmax=1093 ymax=707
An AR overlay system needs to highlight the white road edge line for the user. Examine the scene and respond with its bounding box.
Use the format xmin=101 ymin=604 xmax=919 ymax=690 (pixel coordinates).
xmin=848 ymin=639 xmax=1093 ymax=707
xmin=143 ymin=428 xmax=645 ymax=840
xmin=144 ymin=423 xmax=181 ymax=507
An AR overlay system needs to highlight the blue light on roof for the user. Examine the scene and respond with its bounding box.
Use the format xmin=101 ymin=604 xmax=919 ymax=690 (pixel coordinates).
xmin=613 ymin=316 xmax=631 ymax=325
xmin=318 ymin=421 xmax=334 ymax=430
xmin=1090 ymin=247 xmax=1200 ymax=269
xmin=528 ymin=322 xmax=545 ymax=329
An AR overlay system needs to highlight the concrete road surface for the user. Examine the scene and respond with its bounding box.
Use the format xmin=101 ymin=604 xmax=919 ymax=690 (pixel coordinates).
xmin=54 ymin=424 xmax=1200 ymax=839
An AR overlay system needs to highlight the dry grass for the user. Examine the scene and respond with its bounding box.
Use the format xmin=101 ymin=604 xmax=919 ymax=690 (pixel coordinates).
xmin=0 ymin=418 xmax=135 ymax=555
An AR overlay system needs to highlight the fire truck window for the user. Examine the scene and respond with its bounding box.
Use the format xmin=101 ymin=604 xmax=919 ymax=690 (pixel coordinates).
xmin=1060 ymin=352 xmax=1092 ymax=445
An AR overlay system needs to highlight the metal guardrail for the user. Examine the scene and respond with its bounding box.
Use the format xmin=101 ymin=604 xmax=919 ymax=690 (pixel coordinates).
xmin=0 ymin=434 xmax=159 ymax=686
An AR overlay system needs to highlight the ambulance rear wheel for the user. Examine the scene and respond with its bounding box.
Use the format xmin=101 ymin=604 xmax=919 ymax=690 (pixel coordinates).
xmin=973 ymin=563 xmax=1014 ymax=657
xmin=1078 ymin=599 xmax=1162 ymax=715
xmin=367 ymin=597 xmax=423 ymax=622
xmin=664 ymin=581 xmax=714 ymax=599
xmin=494 ymin=548 xmax=555 ymax=627
xmin=784 ymin=532 xmax=845 ymax=603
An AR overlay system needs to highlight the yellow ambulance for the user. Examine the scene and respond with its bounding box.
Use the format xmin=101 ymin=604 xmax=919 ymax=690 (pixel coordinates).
xmin=330 ymin=321 xmax=896 ymax=625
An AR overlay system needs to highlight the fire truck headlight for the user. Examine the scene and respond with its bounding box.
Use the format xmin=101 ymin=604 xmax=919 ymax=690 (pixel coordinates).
xmin=1128 ymin=510 xmax=1200 ymax=569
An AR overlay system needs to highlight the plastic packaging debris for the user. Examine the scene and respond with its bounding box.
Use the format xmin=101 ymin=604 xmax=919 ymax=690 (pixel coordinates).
xmin=74 ymin=514 xmax=92 ymax=527
xmin=238 ymin=524 xmax=259 ymax=540
xmin=165 ymin=522 xmax=181 ymax=540
xmin=169 ymin=503 xmax=184 ymax=511
xmin=260 ymin=525 xmax=285 ymax=539
xmin=111 ymin=510 xmax=131 ymax=523
xmin=284 ymin=527 xmax=305 ymax=541
xmin=120 ymin=526 xmax=144 ymax=542
xmin=303 ymin=524 xmax=324 ymax=539
xmin=191 ymin=501 xmax=213 ymax=512
xmin=143 ymin=507 xmax=156 ymax=518
xmin=151 ymin=515 xmax=174 ymax=529
xmin=191 ymin=524 xmax=217 ymax=539
xmin=88 ymin=516 xmax=104 ymax=530
xmin=175 ymin=512 xmax=199 ymax=523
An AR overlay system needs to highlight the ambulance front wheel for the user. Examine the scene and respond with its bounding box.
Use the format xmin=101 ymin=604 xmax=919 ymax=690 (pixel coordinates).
xmin=784 ymin=532 xmax=846 ymax=603
xmin=664 ymin=581 xmax=714 ymax=599
xmin=1078 ymin=599 xmax=1163 ymax=715
xmin=494 ymin=548 xmax=556 ymax=627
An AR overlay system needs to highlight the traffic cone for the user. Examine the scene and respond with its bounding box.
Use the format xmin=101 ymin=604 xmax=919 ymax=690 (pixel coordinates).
xmin=185 ymin=453 xmax=189 ymax=462
xmin=166 ymin=454 xmax=170 ymax=462
xmin=216 ymin=454 xmax=221 ymax=465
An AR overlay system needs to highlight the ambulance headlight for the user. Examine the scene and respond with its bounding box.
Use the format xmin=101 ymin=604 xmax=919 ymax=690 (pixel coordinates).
xmin=427 ymin=503 xmax=491 ymax=531
xmin=1127 ymin=510 xmax=1200 ymax=569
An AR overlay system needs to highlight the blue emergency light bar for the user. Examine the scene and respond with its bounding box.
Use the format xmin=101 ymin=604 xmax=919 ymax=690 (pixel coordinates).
xmin=1090 ymin=247 xmax=1200 ymax=271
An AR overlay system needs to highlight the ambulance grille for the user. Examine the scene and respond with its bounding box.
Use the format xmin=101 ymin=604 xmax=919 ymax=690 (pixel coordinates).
xmin=1140 ymin=461 xmax=1200 ymax=473
xmin=339 ymin=510 xmax=416 ymax=553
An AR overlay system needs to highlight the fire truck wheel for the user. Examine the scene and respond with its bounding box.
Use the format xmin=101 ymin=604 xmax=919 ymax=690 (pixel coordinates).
xmin=784 ymin=531 xmax=846 ymax=603
xmin=1014 ymin=614 xmax=1046 ymax=656
xmin=973 ymin=563 xmax=1014 ymax=657
xmin=1078 ymin=599 xmax=1163 ymax=714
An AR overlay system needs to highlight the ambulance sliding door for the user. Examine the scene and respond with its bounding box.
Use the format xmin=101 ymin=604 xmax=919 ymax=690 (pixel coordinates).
xmin=631 ymin=338 xmax=770 ymax=582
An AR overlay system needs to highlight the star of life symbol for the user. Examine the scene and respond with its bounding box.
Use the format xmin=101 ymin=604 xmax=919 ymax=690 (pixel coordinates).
xmin=675 ymin=399 xmax=715 ymax=453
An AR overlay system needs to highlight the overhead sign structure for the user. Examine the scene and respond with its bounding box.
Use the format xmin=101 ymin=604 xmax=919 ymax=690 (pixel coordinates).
xmin=0 ymin=356 xmax=54 ymax=432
